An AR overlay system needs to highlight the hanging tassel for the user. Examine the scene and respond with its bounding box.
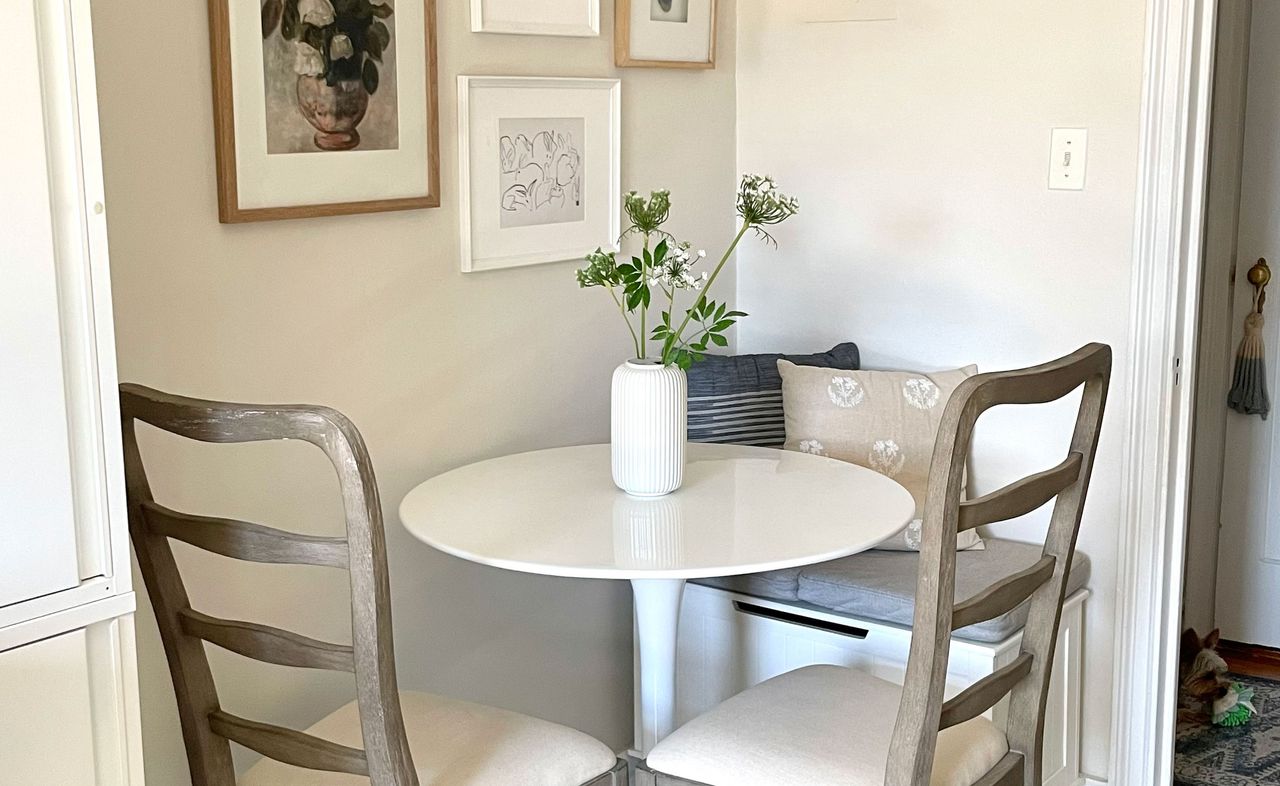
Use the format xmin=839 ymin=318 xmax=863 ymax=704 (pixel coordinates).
xmin=1228 ymin=259 xmax=1272 ymax=419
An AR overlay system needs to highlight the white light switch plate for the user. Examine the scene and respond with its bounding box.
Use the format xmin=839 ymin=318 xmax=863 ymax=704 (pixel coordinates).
xmin=1049 ymin=128 xmax=1088 ymax=191
xmin=804 ymin=0 xmax=898 ymax=23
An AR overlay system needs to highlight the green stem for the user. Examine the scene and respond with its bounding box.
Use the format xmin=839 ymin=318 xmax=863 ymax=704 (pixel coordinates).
xmin=609 ymin=287 xmax=643 ymax=359
xmin=639 ymin=233 xmax=650 ymax=360
xmin=666 ymin=221 xmax=752 ymax=362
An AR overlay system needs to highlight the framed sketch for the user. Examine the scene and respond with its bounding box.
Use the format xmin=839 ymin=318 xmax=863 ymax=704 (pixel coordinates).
xmin=208 ymin=0 xmax=441 ymax=223
xmin=458 ymin=76 xmax=621 ymax=273
xmin=616 ymin=0 xmax=716 ymax=68
xmin=471 ymin=0 xmax=599 ymax=37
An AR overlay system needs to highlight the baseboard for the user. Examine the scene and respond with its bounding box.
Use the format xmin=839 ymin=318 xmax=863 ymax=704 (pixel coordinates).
xmin=1083 ymin=777 xmax=1108 ymax=786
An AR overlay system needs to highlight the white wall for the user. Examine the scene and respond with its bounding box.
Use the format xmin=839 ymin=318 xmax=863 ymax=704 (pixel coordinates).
xmin=735 ymin=1 xmax=1146 ymax=779
xmin=91 ymin=1 xmax=737 ymax=781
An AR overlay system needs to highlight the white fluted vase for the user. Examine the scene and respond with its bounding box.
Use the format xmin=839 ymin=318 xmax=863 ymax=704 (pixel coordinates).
xmin=611 ymin=360 xmax=687 ymax=496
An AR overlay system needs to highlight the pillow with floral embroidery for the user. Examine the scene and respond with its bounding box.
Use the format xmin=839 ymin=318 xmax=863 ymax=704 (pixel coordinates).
xmin=778 ymin=360 xmax=983 ymax=551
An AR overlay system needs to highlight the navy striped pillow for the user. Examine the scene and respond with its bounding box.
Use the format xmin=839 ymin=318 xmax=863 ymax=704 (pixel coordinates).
xmin=686 ymin=344 xmax=861 ymax=447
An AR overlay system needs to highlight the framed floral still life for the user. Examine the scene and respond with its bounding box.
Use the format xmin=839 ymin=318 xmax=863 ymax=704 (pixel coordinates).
xmin=458 ymin=76 xmax=621 ymax=273
xmin=208 ymin=0 xmax=441 ymax=223
xmin=615 ymin=0 xmax=716 ymax=68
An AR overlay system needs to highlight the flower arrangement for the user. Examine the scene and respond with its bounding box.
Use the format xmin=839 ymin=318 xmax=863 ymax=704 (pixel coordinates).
xmin=261 ymin=0 xmax=393 ymax=95
xmin=577 ymin=174 xmax=799 ymax=369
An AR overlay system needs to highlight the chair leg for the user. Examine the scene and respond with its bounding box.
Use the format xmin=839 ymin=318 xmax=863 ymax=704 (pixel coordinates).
xmin=636 ymin=761 xmax=710 ymax=786
xmin=584 ymin=758 xmax=630 ymax=786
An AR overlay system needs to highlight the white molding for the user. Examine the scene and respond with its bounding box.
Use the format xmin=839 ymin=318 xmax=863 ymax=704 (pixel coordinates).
xmin=1111 ymin=0 xmax=1217 ymax=783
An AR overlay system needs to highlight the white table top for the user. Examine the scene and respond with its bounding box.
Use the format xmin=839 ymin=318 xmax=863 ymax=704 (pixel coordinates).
xmin=400 ymin=443 xmax=915 ymax=580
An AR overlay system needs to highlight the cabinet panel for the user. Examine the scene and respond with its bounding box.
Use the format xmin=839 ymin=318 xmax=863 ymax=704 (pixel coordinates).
xmin=0 ymin=628 xmax=98 ymax=785
xmin=0 ymin=0 xmax=82 ymax=608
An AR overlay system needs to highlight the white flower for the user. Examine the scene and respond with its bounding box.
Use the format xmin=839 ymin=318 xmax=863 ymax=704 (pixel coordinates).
xmin=798 ymin=439 xmax=826 ymax=456
xmin=828 ymin=376 xmax=865 ymax=408
xmin=737 ymin=173 xmax=800 ymax=226
xmin=869 ymin=439 xmax=906 ymax=477
xmin=330 ymin=33 xmax=354 ymax=60
xmin=293 ymin=42 xmax=325 ymax=76
xmin=298 ymin=0 xmax=335 ymax=26
xmin=653 ymin=241 xmax=706 ymax=291
xmin=904 ymin=519 xmax=924 ymax=550
xmin=903 ymin=378 xmax=941 ymax=410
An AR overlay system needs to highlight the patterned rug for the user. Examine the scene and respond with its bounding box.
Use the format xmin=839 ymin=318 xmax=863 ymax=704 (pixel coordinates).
xmin=1175 ymin=673 xmax=1280 ymax=785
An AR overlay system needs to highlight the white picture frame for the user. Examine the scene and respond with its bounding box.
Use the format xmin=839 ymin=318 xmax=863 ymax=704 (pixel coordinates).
xmin=458 ymin=76 xmax=621 ymax=273
xmin=471 ymin=0 xmax=600 ymax=37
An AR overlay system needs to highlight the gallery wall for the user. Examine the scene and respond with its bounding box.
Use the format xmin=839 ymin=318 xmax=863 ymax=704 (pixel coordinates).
xmin=92 ymin=0 xmax=737 ymax=780
xmin=734 ymin=0 xmax=1146 ymax=780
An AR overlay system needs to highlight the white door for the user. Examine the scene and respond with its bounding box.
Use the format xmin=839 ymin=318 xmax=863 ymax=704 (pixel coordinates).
xmin=0 ymin=0 xmax=83 ymax=608
xmin=1216 ymin=0 xmax=1280 ymax=649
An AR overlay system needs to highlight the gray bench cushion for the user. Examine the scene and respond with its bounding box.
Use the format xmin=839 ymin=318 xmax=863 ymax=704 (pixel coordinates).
xmin=687 ymin=343 xmax=860 ymax=447
xmin=797 ymin=538 xmax=1090 ymax=643
xmin=694 ymin=538 xmax=1089 ymax=644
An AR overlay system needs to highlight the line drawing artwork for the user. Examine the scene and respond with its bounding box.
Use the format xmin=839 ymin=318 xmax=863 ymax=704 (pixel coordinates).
xmin=498 ymin=117 xmax=585 ymax=229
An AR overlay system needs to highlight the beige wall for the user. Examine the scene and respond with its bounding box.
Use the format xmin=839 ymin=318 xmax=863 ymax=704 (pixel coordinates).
xmin=92 ymin=1 xmax=737 ymax=780
xmin=735 ymin=1 xmax=1146 ymax=779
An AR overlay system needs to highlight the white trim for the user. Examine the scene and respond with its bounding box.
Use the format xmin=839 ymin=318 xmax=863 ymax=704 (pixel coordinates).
xmin=470 ymin=0 xmax=600 ymax=37
xmin=0 ymin=592 xmax=135 ymax=654
xmin=1111 ymin=0 xmax=1217 ymax=783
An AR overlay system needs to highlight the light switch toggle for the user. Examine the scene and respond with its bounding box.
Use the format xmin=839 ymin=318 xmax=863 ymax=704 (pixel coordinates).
xmin=1049 ymin=128 xmax=1088 ymax=191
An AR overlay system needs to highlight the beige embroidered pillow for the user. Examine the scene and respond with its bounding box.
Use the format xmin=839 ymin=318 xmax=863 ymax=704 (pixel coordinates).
xmin=778 ymin=360 xmax=984 ymax=551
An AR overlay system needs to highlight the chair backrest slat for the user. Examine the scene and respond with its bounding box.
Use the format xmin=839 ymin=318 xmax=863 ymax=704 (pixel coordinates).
xmin=884 ymin=343 xmax=1111 ymax=786
xmin=950 ymin=556 xmax=1056 ymax=632
xmin=938 ymin=652 xmax=1033 ymax=729
xmin=143 ymin=501 xmax=351 ymax=568
xmin=957 ymin=452 xmax=1083 ymax=531
xmin=120 ymin=383 xmax=418 ymax=785
xmin=178 ymin=609 xmax=356 ymax=673
xmin=208 ymin=711 xmax=370 ymax=776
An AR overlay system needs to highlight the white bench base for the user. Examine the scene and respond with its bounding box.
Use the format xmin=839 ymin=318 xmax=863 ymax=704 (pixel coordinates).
xmin=635 ymin=583 xmax=1087 ymax=786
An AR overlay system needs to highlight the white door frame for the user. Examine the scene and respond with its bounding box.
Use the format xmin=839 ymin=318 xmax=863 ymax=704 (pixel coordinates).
xmin=1111 ymin=0 xmax=1218 ymax=782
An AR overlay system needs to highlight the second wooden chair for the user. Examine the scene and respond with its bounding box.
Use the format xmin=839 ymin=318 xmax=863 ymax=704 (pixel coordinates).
xmin=120 ymin=385 xmax=627 ymax=786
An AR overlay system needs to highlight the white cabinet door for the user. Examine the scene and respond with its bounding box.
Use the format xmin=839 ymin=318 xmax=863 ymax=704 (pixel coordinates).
xmin=0 ymin=628 xmax=98 ymax=784
xmin=0 ymin=0 xmax=82 ymax=608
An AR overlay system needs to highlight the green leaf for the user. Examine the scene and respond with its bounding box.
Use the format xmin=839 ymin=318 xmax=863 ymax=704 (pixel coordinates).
xmin=725 ymin=310 xmax=748 ymax=318
xmin=262 ymin=0 xmax=284 ymax=38
xmin=711 ymin=319 xmax=735 ymax=332
xmin=661 ymin=311 xmax=671 ymax=325
xmin=626 ymin=289 xmax=644 ymax=311
xmin=640 ymin=285 xmax=651 ymax=308
xmin=714 ymin=302 xmax=726 ymax=321
xmin=710 ymin=333 xmax=729 ymax=347
xmin=654 ymin=239 xmax=669 ymax=264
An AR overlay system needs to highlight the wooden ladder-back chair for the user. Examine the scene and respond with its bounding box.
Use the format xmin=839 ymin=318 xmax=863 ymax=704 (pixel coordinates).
xmin=644 ymin=343 xmax=1111 ymax=786
xmin=120 ymin=384 xmax=625 ymax=786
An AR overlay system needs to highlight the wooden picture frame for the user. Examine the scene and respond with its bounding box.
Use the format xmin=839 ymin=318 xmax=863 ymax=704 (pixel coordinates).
xmin=615 ymin=0 xmax=716 ymax=69
xmin=208 ymin=0 xmax=441 ymax=223
xmin=458 ymin=76 xmax=621 ymax=273
xmin=471 ymin=0 xmax=600 ymax=37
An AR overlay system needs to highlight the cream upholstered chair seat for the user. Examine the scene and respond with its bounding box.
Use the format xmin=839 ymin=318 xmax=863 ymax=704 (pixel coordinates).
xmin=646 ymin=665 xmax=1008 ymax=786
xmin=242 ymin=690 xmax=619 ymax=786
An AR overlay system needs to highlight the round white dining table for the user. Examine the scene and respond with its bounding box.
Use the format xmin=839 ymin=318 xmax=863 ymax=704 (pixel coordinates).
xmin=399 ymin=443 xmax=915 ymax=758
